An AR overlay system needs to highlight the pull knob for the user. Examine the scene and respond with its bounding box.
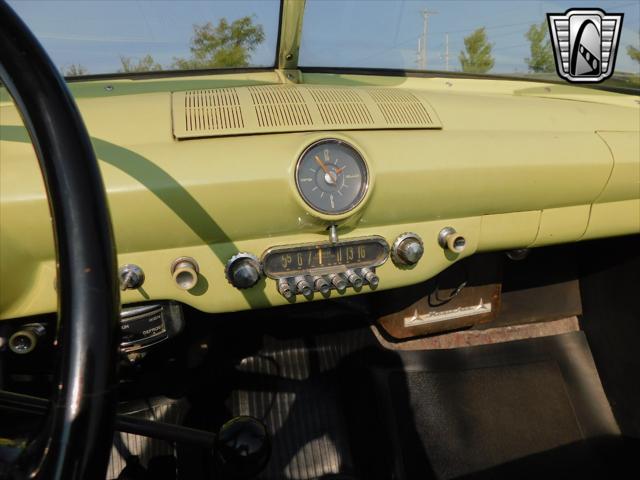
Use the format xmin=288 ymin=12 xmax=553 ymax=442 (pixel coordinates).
xmin=171 ymin=257 xmax=199 ymax=291
xmin=328 ymin=273 xmax=347 ymax=292
xmin=119 ymin=264 xmax=145 ymax=290
xmin=392 ymin=233 xmax=424 ymax=266
xmin=225 ymin=253 xmax=261 ymax=289
xmin=438 ymin=227 xmax=466 ymax=253
xmin=346 ymin=270 xmax=364 ymax=288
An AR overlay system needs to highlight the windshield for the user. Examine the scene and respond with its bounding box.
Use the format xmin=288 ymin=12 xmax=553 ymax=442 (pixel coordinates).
xmin=6 ymin=0 xmax=639 ymax=90
xmin=7 ymin=0 xmax=280 ymax=76
xmin=300 ymin=0 xmax=640 ymax=89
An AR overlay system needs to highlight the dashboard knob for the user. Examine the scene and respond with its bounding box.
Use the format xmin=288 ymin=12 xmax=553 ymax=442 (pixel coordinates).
xmin=171 ymin=257 xmax=199 ymax=291
xmin=346 ymin=270 xmax=364 ymax=288
xmin=118 ymin=264 xmax=145 ymax=290
xmin=438 ymin=227 xmax=466 ymax=253
xmin=392 ymin=233 xmax=424 ymax=266
xmin=328 ymin=273 xmax=347 ymax=292
xmin=225 ymin=253 xmax=262 ymax=289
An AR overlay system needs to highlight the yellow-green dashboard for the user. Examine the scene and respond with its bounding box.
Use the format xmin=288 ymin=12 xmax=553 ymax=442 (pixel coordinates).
xmin=1 ymin=71 xmax=639 ymax=320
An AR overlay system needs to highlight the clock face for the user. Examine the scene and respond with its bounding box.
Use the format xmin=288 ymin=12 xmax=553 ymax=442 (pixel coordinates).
xmin=295 ymin=139 xmax=369 ymax=215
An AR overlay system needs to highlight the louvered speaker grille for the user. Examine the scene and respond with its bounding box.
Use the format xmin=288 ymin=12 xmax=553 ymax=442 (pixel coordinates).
xmin=182 ymin=89 xmax=243 ymax=133
xmin=249 ymin=85 xmax=313 ymax=127
xmin=172 ymin=85 xmax=441 ymax=139
xmin=368 ymin=89 xmax=433 ymax=125
xmin=306 ymin=87 xmax=374 ymax=125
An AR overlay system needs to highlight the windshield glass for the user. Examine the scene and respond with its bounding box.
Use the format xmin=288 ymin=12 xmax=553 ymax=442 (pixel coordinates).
xmin=7 ymin=0 xmax=280 ymax=76
xmin=300 ymin=0 xmax=639 ymax=89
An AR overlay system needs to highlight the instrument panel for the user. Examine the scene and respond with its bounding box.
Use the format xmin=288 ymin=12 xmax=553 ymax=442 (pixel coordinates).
xmin=1 ymin=76 xmax=638 ymax=320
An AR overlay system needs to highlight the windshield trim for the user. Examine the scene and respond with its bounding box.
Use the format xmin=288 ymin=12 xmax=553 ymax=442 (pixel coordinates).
xmin=299 ymin=66 xmax=640 ymax=96
xmin=63 ymin=66 xmax=276 ymax=83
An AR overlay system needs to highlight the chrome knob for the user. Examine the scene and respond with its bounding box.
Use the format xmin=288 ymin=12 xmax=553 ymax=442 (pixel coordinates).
xmin=119 ymin=264 xmax=145 ymax=290
xmin=392 ymin=233 xmax=424 ymax=266
xmin=225 ymin=253 xmax=262 ymax=289
xmin=295 ymin=277 xmax=312 ymax=297
xmin=278 ymin=279 xmax=294 ymax=299
xmin=346 ymin=270 xmax=363 ymax=288
xmin=361 ymin=268 xmax=379 ymax=288
xmin=314 ymin=276 xmax=330 ymax=295
xmin=328 ymin=273 xmax=347 ymax=292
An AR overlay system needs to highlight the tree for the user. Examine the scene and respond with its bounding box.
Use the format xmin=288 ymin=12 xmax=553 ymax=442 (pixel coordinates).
xmin=118 ymin=54 xmax=163 ymax=73
xmin=459 ymin=28 xmax=494 ymax=74
xmin=628 ymin=45 xmax=640 ymax=65
xmin=525 ymin=21 xmax=555 ymax=73
xmin=64 ymin=64 xmax=88 ymax=76
xmin=173 ymin=16 xmax=264 ymax=69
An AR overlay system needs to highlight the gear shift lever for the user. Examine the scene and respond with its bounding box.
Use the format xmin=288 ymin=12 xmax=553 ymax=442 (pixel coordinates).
xmin=214 ymin=416 xmax=271 ymax=479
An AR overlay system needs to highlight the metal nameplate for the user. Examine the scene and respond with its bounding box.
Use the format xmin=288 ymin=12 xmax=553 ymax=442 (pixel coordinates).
xmin=404 ymin=300 xmax=492 ymax=327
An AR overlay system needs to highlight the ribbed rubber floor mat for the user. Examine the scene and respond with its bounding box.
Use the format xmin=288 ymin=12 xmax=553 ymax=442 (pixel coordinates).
xmin=227 ymin=331 xmax=371 ymax=480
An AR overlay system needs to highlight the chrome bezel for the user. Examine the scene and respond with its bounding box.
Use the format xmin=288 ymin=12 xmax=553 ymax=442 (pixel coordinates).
xmin=294 ymin=138 xmax=370 ymax=216
xmin=261 ymin=235 xmax=389 ymax=280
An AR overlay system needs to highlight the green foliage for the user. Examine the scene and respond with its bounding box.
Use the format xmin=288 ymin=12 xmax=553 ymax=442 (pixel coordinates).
xmin=118 ymin=55 xmax=163 ymax=73
xmin=64 ymin=64 xmax=88 ymax=76
xmin=628 ymin=45 xmax=640 ymax=65
xmin=459 ymin=28 xmax=494 ymax=74
xmin=173 ymin=16 xmax=265 ymax=69
xmin=525 ymin=21 xmax=555 ymax=73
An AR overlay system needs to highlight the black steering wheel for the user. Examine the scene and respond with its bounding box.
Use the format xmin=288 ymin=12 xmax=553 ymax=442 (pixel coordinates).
xmin=0 ymin=1 xmax=120 ymax=479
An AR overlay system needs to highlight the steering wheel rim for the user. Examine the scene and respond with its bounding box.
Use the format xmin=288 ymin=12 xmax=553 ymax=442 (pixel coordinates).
xmin=0 ymin=2 xmax=120 ymax=479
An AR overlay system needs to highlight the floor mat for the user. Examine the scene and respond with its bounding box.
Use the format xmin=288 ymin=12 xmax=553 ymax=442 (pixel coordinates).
xmin=377 ymin=331 xmax=621 ymax=479
xmin=217 ymin=329 xmax=622 ymax=480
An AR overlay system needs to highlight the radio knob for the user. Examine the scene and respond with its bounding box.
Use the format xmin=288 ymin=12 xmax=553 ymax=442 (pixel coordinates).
xmin=314 ymin=276 xmax=331 ymax=295
xmin=361 ymin=268 xmax=380 ymax=288
xmin=346 ymin=270 xmax=364 ymax=289
xmin=295 ymin=277 xmax=313 ymax=297
xmin=278 ymin=279 xmax=294 ymax=299
xmin=328 ymin=273 xmax=347 ymax=292
xmin=225 ymin=253 xmax=262 ymax=289
xmin=392 ymin=233 xmax=424 ymax=266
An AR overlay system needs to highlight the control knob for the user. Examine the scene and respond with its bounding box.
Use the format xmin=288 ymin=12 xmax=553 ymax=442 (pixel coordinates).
xmin=392 ymin=233 xmax=424 ymax=266
xmin=225 ymin=253 xmax=262 ymax=289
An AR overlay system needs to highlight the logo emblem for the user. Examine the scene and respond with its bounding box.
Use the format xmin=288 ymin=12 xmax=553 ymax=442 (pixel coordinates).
xmin=547 ymin=8 xmax=623 ymax=83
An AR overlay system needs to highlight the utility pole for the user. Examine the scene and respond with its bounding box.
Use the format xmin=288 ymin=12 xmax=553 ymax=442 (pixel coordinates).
xmin=418 ymin=9 xmax=438 ymax=70
xmin=445 ymin=33 xmax=449 ymax=71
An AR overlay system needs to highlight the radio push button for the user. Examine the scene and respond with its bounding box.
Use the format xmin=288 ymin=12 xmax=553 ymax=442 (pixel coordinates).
xmin=345 ymin=270 xmax=364 ymax=289
xmin=328 ymin=273 xmax=348 ymax=292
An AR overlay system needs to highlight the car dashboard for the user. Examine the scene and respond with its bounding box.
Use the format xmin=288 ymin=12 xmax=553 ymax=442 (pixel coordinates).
xmin=1 ymin=72 xmax=639 ymax=321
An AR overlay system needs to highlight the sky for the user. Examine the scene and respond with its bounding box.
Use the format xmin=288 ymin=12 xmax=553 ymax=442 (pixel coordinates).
xmin=7 ymin=0 xmax=640 ymax=76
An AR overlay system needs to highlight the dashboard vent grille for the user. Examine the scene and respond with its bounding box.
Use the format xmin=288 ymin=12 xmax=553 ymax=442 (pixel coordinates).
xmin=181 ymin=89 xmax=243 ymax=133
xmin=172 ymin=85 xmax=441 ymax=139
xmin=306 ymin=87 xmax=374 ymax=125
xmin=368 ymin=89 xmax=433 ymax=125
xmin=248 ymin=85 xmax=313 ymax=128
